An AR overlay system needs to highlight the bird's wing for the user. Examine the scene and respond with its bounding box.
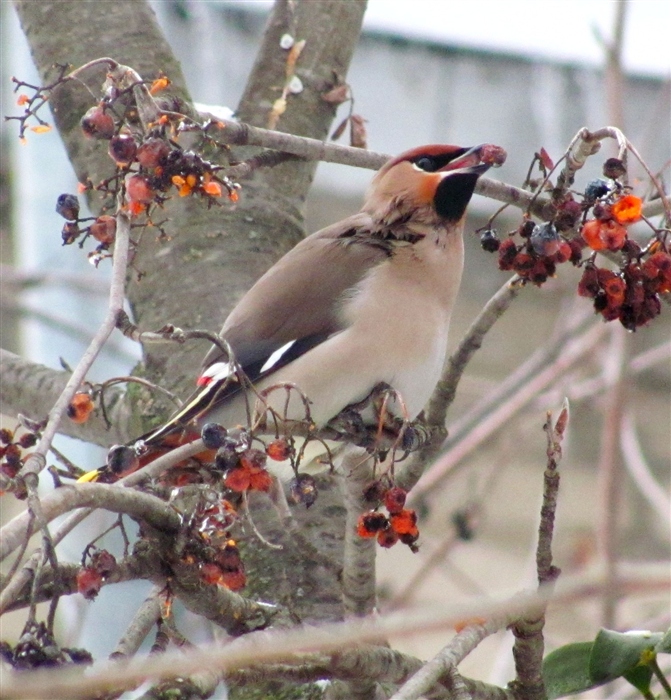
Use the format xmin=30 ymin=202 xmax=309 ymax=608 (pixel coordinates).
xmin=202 ymin=211 xmax=390 ymax=374
xmin=142 ymin=212 xmax=390 ymax=443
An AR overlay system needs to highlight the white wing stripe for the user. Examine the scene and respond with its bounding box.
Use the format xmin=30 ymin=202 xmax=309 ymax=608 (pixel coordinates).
xmin=260 ymin=340 xmax=297 ymax=374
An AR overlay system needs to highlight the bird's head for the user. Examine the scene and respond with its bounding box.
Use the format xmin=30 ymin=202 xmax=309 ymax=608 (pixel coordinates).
xmin=364 ymin=143 xmax=505 ymax=228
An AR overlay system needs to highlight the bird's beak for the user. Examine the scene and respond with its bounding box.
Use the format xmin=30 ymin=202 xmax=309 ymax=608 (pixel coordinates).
xmin=77 ymin=468 xmax=103 ymax=483
xmin=440 ymin=144 xmax=503 ymax=176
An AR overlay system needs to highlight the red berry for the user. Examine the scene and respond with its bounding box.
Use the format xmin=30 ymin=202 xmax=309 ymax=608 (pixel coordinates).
xmin=125 ymin=174 xmax=155 ymax=204
xmin=266 ymin=438 xmax=292 ymax=461
xmin=384 ymin=486 xmax=407 ymax=515
xmin=77 ymin=567 xmax=103 ymax=600
xmin=81 ymin=105 xmax=115 ymax=139
xmin=89 ymin=215 xmax=116 ymax=245
xmin=136 ymin=138 xmax=171 ymax=169
xmin=389 ymin=509 xmax=418 ymax=536
xmin=108 ymin=134 xmax=138 ymax=165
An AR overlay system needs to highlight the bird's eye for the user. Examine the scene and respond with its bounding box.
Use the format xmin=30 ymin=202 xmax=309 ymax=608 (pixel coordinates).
xmin=415 ymin=157 xmax=438 ymax=172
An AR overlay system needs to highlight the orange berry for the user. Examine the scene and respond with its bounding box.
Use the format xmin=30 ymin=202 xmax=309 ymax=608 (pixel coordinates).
xmin=67 ymin=393 xmax=94 ymax=424
xmin=203 ymin=181 xmax=222 ymax=197
xmin=77 ymin=567 xmax=103 ymax=600
xmin=612 ymin=194 xmax=642 ymax=224
xmin=389 ymin=509 xmax=418 ymax=535
xmin=220 ymin=569 xmax=246 ymax=591
xmin=266 ymin=438 xmax=292 ymax=462
xmin=248 ymin=467 xmax=272 ymax=492
xmin=224 ymin=465 xmax=251 ymax=492
xmin=149 ymin=77 xmax=170 ymax=95
xmin=581 ymin=220 xmax=607 ymax=251
xmin=357 ymin=511 xmax=388 ymax=538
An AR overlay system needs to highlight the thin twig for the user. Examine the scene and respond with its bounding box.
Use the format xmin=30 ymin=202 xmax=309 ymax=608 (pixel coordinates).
xmin=5 ymin=205 xmax=131 ymax=492
xmin=389 ymin=618 xmax=506 ymax=700
xmin=509 ymin=403 xmax=568 ymax=700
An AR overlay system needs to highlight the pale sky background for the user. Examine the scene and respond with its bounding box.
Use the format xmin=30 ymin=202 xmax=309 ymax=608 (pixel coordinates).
xmin=363 ymin=0 xmax=669 ymax=76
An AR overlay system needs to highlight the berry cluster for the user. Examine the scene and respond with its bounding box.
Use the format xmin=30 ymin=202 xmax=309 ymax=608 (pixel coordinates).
xmin=0 ymin=428 xmax=37 ymax=492
xmin=491 ymin=218 xmax=583 ymax=286
xmin=357 ymin=484 xmax=419 ymax=551
xmin=76 ymin=547 xmax=117 ymax=600
xmin=578 ymin=250 xmax=670 ymax=329
xmin=179 ymin=496 xmax=246 ymax=591
xmin=80 ymin=101 xmax=238 ymax=218
xmin=0 ymin=620 xmax=92 ymax=670
xmin=481 ymin=166 xmax=669 ymax=330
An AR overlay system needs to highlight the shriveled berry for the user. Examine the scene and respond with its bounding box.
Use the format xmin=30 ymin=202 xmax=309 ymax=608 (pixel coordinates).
xmin=108 ymin=134 xmax=137 ymax=165
xmin=377 ymin=527 xmax=399 ymax=548
xmin=603 ymin=157 xmax=626 ymax=180
xmin=480 ymin=229 xmax=500 ymax=252
xmin=106 ymin=444 xmax=139 ymax=476
xmin=289 ymin=474 xmax=318 ymax=508
xmin=512 ymin=252 xmax=534 ymax=273
xmin=621 ymin=239 xmax=642 ymax=258
xmin=519 ymin=220 xmax=536 ymax=239
xmin=554 ymin=200 xmax=582 ymax=231
xmin=61 ymin=221 xmax=81 ymax=245
xmin=568 ymin=238 xmax=585 ymax=265
xmin=362 ymin=480 xmax=387 ymax=505
xmin=0 ymin=429 xmax=13 ymax=445
xmin=584 ymin=179 xmax=610 ymax=202
xmin=498 ymin=238 xmax=518 ymax=271
xmin=81 ymin=105 xmax=115 ymax=139
xmin=357 ymin=511 xmax=389 ymax=538
xmin=530 ymin=222 xmax=560 ymax=257
xmin=384 ymin=486 xmax=407 ymax=515
xmin=89 ymin=215 xmax=116 ymax=245
xmin=17 ymin=433 xmax=38 ymax=449
xmin=4 ymin=444 xmax=22 ymax=467
xmin=76 ymin=567 xmax=103 ymax=600
xmin=90 ymin=549 xmax=116 ymax=578
xmin=201 ymin=423 xmax=228 ymax=450
xmin=214 ymin=444 xmax=239 ymax=472
xmin=55 ymin=193 xmax=80 ymax=221
xmin=239 ymin=448 xmax=267 ymax=471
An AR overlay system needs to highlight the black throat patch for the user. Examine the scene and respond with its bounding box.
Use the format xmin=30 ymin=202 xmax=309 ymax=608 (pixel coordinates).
xmin=434 ymin=172 xmax=480 ymax=221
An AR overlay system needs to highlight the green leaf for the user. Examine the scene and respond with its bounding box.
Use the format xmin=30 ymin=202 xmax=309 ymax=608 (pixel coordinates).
xmin=543 ymin=642 xmax=606 ymax=699
xmin=655 ymin=627 xmax=671 ymax=654
xmin=589 ymin=629 xmax=663 ymax=683
xmin=623 ymin=664 xmax=654 ymax=695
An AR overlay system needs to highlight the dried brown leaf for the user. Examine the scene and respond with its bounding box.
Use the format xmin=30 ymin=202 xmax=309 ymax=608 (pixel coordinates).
xmin=349 ymin=114 xmax=368 ymax=149
xmin=322 ymin=84 xmax=350 ymax=105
